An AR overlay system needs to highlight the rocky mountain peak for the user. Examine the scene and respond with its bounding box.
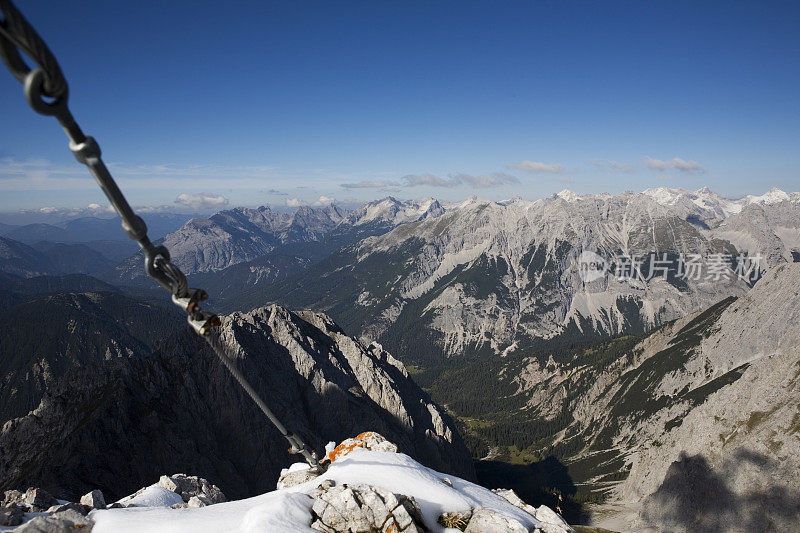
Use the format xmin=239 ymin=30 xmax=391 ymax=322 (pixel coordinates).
xmin=554 ymin=189 xmax=580 ymax=202
xmin=0 ymin=298 xmax=473 ymax=501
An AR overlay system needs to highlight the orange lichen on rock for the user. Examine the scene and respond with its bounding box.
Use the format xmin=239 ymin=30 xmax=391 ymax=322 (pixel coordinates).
xmin=323 ymin=432 xmax=398 ymax=464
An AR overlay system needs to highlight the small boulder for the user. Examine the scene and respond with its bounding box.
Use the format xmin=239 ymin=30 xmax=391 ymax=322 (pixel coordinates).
xmin=533 ymin=505 xmax=574 ymax=533
xmin=492 ymin=489 xmax=574 ymax=533
xmin=158 ymin=474 xmax=226 ymax=504
xmin=158 ymin=475 xmax=178 ymax=493
xmin=277 ymin=465 xmax=320 ymax=489
xmin=80 ymin=489 xmax=106 ymax=509
xmin=46 ymin=502 xmax=89 ymax=516
xmin=187 ymin=495 xmax=211 ymax=508
xmin=493 ymin=488 xmax=536 ymax=515
xmin=24 ymin=488 xmax=58 ymax=512
xmin=464 ymin=507 xmax=528 ymax=533
xmin=322 ymin=432 xmax=398 ymax=464
xmin=16 ymin=508 xmax=93 ymax=532
xmin=2 ymin=489 xmax=25 ymax=508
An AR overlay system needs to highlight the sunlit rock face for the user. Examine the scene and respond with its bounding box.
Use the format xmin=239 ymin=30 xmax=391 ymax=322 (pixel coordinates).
xmin=259 ymin=188 xmax=800 ymax=362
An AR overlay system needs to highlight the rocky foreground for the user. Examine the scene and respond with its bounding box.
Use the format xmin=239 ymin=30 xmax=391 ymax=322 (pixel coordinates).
xmin=1 ymin=434 xmax=573 ymax=533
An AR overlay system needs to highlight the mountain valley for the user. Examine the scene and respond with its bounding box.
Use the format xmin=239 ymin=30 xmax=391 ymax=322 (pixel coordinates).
xmin=1 ymin=188 xmax=799 ymax=530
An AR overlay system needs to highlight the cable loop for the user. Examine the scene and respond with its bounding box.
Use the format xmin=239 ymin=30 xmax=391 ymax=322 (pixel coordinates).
xmin=0 ymin=0 xmax=67 ymax=97
xmin=23 ymin=68 xmax=68 ymax=116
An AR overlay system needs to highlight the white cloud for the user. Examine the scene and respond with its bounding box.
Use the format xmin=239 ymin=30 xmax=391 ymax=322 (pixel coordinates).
xmin=401 ymin=173 xmax=461 ymax=187
xmin=108 ymin=163 xmax=276 ymax=179
xmin=592 ymin=159 xmax=633 ymax=173
xmin=285 ymin=197 xmax=306 ymax=207
xmin=0 ymin=158 xmax=279 ymax=193
xmin=340 ymin=180 xmax=401 ymax=190
xmin=341 ymin=172 xmax=519 ymax=190
xmin=175 ymin=192 xmax=230 ymax=210
xmin=645 ymin=157 xmax=706 ymax=173
xmin=451 ymin=173 xmax=520 ymax=188
xmin=505 ymin=160 xmax=568 ymax=174
xmin=312 ymin=195 xmax=335 ymax=206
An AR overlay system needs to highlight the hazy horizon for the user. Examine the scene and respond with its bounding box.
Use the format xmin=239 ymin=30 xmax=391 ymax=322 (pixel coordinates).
xmin=1 ymin=184 xmax=796 ymax=227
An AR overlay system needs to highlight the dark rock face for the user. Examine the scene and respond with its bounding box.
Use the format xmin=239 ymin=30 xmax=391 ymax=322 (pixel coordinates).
xmin=0 ymin=291 xmax=184 ymax=423
xmin=0 ymin=304 xmax=473 ymax=502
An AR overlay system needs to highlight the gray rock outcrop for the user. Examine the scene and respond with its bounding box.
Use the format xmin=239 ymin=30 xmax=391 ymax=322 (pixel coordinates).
xmin=15 ymin=508 xmax=92 ymax=532
xmin=158 ymin=474 xmax=226 ymax=505
xmin=79 ymin=489 xmax=106 ymax=509
xmin=0 ymin=304 xmax=473 ymax=502
xmin=310 ymin=483 xmax=427 ymax=533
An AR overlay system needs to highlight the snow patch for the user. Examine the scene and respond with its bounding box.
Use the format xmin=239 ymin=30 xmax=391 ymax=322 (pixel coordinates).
xmin=91 ymin=451 xmax=550 ymax=533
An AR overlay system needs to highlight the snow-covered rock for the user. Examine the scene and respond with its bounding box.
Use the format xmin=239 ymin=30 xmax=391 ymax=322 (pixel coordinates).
xmin=158 ymin=474 xmax=226 ymax=505
xmin=120 ymin=485 xmax=184 ymax=508
xmin=309 ymin=483 xmax=424 ymax=532
xmin=323 ymin=432 xmax=399 ymax=464
xmin=87 ymin=449 xmax=571 ymax=533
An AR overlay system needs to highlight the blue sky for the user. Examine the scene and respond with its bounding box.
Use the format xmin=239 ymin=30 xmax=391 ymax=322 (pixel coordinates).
xmin=1 ymin=0 xmax=798 ymax=212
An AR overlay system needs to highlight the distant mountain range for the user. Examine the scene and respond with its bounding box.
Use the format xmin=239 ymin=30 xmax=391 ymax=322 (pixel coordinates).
xmin=253 ymin=187 xmax=800 ymax=362
xmin=0 ymin=213 xmax=191 ymax=244
xmin=110 ymin=198 xmax=445 ymax=280
xmin=8 ymin=188 xmax=795 ymax=363
xmin=0 ymin=214 xmax=192 ymax=269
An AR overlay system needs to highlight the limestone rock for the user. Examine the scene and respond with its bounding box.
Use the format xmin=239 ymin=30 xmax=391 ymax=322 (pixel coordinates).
xmin=46 ymin=502 xmax=89 ymax=515
xmin=24 ymin=487 xmax=57 ymax=512
xmin=533 ymin=505 xmax=574 ymax=533
xmin=158 ymin=475 xmax=178 ymax=493
xmin=323 ymin=432 xmax=398 ymax=464
xmin=277 ymin=466 xmax=320 ymax=489
xmin=492 ymin=488 xmax=573 ymax=533
xmin=2 ymin=489 xmax=25 ymax=508
xmin=187 ymin=495 xmax=210 ymax=508
xmin=463 ymin=507 xmax=528 ymax=533
xmin=310 ymin=483 xmax=427 ymax=533
xmin=80 ymin=489 xmax=106 ymax=509
xmin=17 ymin=508 xmax=93 ymax=532
xmin=158 ymin=474 xmax=226 ymax=505
xmin=493 ymin=488 xmax=537 ymax=516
